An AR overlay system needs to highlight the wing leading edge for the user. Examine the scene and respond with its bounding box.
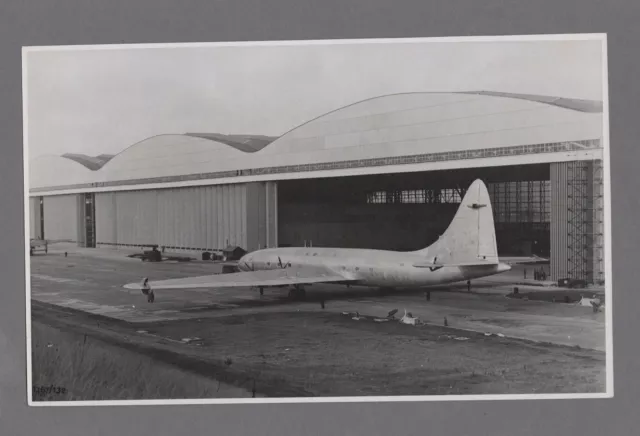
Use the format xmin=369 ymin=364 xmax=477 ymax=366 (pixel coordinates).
xmin=412 ymin=259 xmax=499 ymax=268
xmin=123 ymin=265 xmax=354 ymax=291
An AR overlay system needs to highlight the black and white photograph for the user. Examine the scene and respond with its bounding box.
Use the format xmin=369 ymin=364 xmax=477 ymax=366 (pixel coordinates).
xmin=23 ymin=34 xmax=612 ymax=405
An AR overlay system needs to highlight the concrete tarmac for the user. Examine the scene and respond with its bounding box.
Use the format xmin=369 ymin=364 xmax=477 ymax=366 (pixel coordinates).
xmin=29 ymin=244 xmax=607 ymax=351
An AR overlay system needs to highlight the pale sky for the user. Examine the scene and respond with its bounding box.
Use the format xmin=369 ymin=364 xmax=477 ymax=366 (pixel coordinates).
xmin=25 ymin=38 xmax=605 ymax=159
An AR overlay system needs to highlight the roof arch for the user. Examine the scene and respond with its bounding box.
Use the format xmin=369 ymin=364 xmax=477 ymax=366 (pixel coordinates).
xmin=29 ymin=91 xmax=604 ymax=192
xmin=96 ymin=134 xmax=252 ymax=183
xmin=29 ymin=154 xmax=96 ymax=190
xmin=256 ymin=92 xmax=603 ymax=168
xmin=184 ymin=133 xmax=276 ymax=153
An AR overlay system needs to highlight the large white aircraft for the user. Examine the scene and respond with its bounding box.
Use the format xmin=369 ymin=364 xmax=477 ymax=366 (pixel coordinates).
xmin=125 ymin=179 xmax=518 ymax=303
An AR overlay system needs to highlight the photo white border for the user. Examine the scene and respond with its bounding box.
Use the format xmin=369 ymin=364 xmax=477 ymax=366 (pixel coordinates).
xmin=22 ymin=33 xmax=612 ymax=407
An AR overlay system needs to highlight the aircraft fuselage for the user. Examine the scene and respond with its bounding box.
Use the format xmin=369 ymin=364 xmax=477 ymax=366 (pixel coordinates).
xmin=237 ymin=247 xmax=510 ymax=289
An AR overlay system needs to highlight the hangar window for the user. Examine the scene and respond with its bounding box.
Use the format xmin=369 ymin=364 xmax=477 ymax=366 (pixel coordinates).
xmin=366 ymin=188 xmax=462 ymax=204
xmin=367 ymin=191 xmax=387 ymax=203
xmin=489 ymin=180 xmax=550 ymax=224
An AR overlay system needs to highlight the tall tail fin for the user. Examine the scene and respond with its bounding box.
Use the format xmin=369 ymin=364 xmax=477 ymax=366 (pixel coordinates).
xmin=414 ymin=179 xmax=498 ymax=264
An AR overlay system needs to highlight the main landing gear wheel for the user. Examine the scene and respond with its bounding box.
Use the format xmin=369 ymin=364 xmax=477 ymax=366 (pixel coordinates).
xmin=288 ymin=286 xmax=306 ymax=300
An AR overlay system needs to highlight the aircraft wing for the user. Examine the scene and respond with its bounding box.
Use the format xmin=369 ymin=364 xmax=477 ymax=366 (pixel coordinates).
xmin=123 ymin=265 xmax=355 ymax=291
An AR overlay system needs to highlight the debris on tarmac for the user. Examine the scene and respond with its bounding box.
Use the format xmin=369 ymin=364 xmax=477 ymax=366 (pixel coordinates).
xmin=400 ymin=310 xmax=418 ymax=325
xmin=439 ymin=335 xmax=469 ymax=341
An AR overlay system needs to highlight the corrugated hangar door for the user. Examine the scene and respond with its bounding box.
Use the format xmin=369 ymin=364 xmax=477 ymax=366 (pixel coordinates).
xmin=42 ymin=194 xmax=79 ymax=242
xmin=95 ymin=192 xmax=118 ymax=246
xmin=246 ymin=181 xmax=278 ymax=252
xmin=92 ymin=182 xmax=278 ymax=254
xmin=28 ymin=197 xmax=43 ymax=239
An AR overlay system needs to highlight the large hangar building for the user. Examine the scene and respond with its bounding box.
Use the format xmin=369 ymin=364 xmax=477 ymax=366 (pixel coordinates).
xmin=28 ymin=91 xmax=606 ymax=284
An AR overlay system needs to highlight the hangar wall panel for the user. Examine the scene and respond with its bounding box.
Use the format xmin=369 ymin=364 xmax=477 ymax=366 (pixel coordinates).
xmin=28 ymin=197 xmax=41 ymax=239
xmin=550 ymin=162 xmax=569 ymax=281
xmin=115 ymin=191 xmax=159 ymax=246
xmin=94 ymin=183 xmax=273 ymax=253
xmin=43 ymin=195 xmax=79 ymax=242
xmin=95 ymin=193 xmax=117 ymax=244
xmin=246 ymin=183 xmax=266 ymax=252
xmin=34 ymin=197 xmax=43 ymax=239
xmin=76 ymin=194 xmax=86 ymax=246
xmin=156 ymin=184 xmax=247 ymax=250
xmin=266 ymin=182 xmax=278 ymax=248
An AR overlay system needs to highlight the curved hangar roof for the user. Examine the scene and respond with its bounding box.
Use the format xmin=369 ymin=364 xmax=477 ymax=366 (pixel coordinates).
xmin=29 ymin=91 xmax=603 ymax=192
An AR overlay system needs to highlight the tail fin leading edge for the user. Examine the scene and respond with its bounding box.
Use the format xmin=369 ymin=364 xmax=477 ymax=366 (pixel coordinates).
xmin=414 ymin=179 xmax=498 ymax=265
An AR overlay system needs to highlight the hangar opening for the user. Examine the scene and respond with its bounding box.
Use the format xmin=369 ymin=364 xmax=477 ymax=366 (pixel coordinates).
xmin=277 ymin=164 xmax=551 ymax=256
xmin=278 ymin=161 xmax=604 ymax=284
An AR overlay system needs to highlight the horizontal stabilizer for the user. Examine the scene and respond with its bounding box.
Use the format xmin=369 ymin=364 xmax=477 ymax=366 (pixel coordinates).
xmin=500 ymin=255 xmax=549 ymax=265
xmin=123 ymin=265 xmax=354 ymax=290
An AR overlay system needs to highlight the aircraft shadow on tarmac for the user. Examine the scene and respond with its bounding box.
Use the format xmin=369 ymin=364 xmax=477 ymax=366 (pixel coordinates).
xmin=175 ymin=283 xmax=491 ymax=313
